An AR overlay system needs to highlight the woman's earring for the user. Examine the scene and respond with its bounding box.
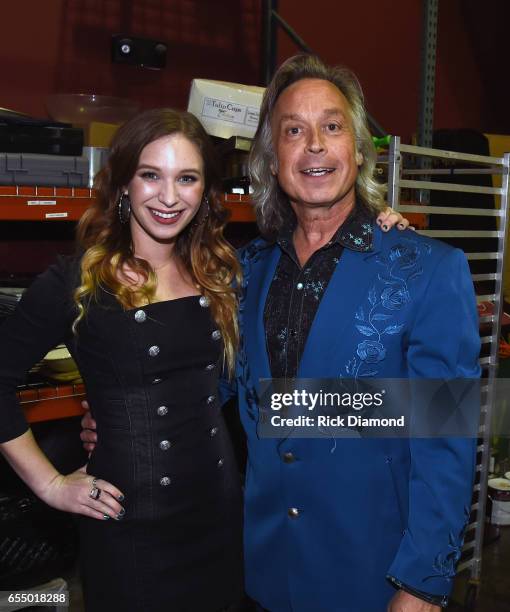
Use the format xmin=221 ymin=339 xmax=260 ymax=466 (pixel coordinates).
xmin=118 ymin=193 xmax=131 ymax=224
xmin=193 ymin=196 xmax=210 ymax=229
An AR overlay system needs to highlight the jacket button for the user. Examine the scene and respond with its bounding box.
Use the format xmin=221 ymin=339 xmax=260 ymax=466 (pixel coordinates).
xmin=159 ymin=476 xmax=171 ymax=486
xmin=157 ymin=406 xmax=168 ymax=416
xmin=211 ymin=330 xmax=221 ymax=341
xmin=283 ymin=451 xmax=295 ymax=463
xmin=134 ymin=309 xmax=146 ymax=323
xmin=152 ymin=377 xmax=163 ymax=385
xmin=296 ymin=282 xmax=304 ymax=290
xmin=217 ymin=458 xmax=224 ymax=468
xmin=148 ymin=345 xmax=160 ymax=357
xmin=159 ymin=440 xmax=171 ymax=451
xmin=206 ymin=395 xmax=216 ymax=405
xmin=210 ymin=427 xmax=218 ymax=437
xmin=205 ymin=363 xmax=216 ymax=371
xmin=199 ymin=295 xmax=210 ymax=308
xmin=288 ymin=507 xmax=299 ymax=518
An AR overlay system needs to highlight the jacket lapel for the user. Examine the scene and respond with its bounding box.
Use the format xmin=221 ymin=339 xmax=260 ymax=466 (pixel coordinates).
xmin=298 ymin=226 xmax=383 ymax=378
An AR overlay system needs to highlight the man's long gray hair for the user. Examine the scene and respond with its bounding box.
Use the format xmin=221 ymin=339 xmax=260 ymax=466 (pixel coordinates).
xmin=249 ymin=54 xmax=385 ymax=239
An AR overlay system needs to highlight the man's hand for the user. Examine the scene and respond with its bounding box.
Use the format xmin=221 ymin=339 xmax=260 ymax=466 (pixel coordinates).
xmin=377 ymin=206 xmax=413 ymax=232
xmin=80 ymin=400 xmax=97 ymax=453
xmin=388 ymin=590 xmax=440 ymax=612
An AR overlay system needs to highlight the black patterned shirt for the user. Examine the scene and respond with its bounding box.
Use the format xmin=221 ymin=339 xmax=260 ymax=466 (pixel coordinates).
xmin=263 ymin=209 xmax=374 ymax=379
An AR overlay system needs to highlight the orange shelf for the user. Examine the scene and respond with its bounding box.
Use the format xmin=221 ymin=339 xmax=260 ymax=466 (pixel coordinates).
xmin=0 ymin=186 xmax=256 ymax=223
xmin=223 ymin=194 xmax=255 ymax=222
xmin=19 ymin=383 xmax=86 ymax=423
xmin=0 ymin=185 xmax=94 ymax=221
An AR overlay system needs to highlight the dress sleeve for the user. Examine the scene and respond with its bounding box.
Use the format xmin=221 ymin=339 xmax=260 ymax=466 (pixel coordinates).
xmin=0 ymin=256 xmax=78 ymax=443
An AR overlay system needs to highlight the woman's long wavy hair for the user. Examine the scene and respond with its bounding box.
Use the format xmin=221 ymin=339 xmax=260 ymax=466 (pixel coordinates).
xmin=74 ymin=108 xmax=241 ymax=374
xmin=250 ymin=54 xmax=385 ymax=239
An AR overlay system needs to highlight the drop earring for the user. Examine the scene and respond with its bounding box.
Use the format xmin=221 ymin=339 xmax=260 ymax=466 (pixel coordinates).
xmin=193 ymin=196 xmax=210 ymax=229
xmin=118 ymin=193 xmax=131 ymax=224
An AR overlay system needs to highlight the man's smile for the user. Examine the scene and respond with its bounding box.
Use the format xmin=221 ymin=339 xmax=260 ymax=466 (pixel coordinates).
xmin=299 ymin=167 xmax=336 ymax=176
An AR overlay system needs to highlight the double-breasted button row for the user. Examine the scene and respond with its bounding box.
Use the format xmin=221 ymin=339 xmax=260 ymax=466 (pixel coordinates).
xmin=134 ymin=306 xmax=160 ymax=357
xmin=148 ymin=345 xmax=160 ymax=357
xmin=134 ymin=309 xmax=147 ymax=323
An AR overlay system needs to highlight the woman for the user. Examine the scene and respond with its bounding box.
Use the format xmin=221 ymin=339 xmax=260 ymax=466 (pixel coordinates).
xmin=0 ymin=108 xmax=244 ymax=611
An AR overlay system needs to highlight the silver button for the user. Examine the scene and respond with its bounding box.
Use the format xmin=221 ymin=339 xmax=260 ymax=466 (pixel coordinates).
xmin=157 ymin=405 xmax=168 ymax=417
xmin=206 ymin=395 xmax=216 ymax=404
xmin=160 ymin=476 xmax=171 ymax=486
xmin=217 ymin=458 xmax=224 ymax=468
xmin=283 ymin=451 xmax=295 ymax=464
xmin=288 ymin=507 xmax=299 ymax=518
xmin=210 ymin=427 xmax=218 ymax=437
xmin=205 ymin=363 xmax=216 ymax=371
xmin=134 ymin=309 xmax=146 ymax=323
xmin=159 ymin=440 xmax=171 ymax=451
xmin=152 ymin=377 xmax=163 ymax=385
xmin=296 ymin=282 xmax=304 ymax=290
xmin=148 ymin=345 xmax=160 ymax=357
xmin=211 ymin=329 xmax=221 ymax=341
xmin=199 ymin=295 xmax=210 ymax=308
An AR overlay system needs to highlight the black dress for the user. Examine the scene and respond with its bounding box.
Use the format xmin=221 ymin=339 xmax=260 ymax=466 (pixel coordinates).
xmin=0 ymin=257 xmax=244 ymax=611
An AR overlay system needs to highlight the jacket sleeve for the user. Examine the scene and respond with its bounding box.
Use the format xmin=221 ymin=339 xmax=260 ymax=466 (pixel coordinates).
xmin=0 ymin=256 xmax=77 ymax=443
xmin=386 ymin=247 xmax=480 ymax=599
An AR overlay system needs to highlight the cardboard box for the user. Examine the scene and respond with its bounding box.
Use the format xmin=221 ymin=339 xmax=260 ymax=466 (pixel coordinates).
xmin=187 ymin=79 xmax=265 ymax=139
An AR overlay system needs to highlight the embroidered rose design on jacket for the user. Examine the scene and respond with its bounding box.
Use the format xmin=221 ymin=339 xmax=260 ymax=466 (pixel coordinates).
xmin=344 ymin=238 xmax=431 ymax=378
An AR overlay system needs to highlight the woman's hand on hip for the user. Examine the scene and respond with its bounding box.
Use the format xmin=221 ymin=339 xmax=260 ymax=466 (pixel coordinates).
xmin=41 ymin=465 xmax=125 ymax=521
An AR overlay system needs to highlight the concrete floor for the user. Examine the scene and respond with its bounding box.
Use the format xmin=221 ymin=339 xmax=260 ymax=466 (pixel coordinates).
xmin=477 ymin=526 xmax=510 ymax=611
xmin=449 ymin=526 xmax=510 ymax=612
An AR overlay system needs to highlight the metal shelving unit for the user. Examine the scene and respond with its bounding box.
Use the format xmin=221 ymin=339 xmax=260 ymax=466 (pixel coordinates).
xmin=387 ymin=135 xmax=510 ymax=607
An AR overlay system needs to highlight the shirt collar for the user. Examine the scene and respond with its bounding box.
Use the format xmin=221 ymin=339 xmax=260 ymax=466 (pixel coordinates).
xmin=277 ymin=206 xmax=375 ymax=254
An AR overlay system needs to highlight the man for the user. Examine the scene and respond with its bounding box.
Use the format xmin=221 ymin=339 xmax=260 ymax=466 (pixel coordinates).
xmin=83 ymin=56 xmax=479 ymax=611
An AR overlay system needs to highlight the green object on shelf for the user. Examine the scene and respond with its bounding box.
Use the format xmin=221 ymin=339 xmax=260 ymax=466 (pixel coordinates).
xmin=372 ymin=135 xmax=391 ymax=148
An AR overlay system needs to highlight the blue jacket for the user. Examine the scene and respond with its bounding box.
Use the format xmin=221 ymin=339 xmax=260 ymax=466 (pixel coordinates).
xmin=221 ymin=225 xmax=479 ymax=612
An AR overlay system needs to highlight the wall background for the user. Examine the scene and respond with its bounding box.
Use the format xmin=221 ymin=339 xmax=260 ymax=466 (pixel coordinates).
xmin=1 ymin=0 xmax=509 ymax=142
xmin=2 ymin=0 xmax=509 ymax=292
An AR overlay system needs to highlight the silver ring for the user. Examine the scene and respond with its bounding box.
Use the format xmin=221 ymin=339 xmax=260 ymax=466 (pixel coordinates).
xmin=89 ymin=486 xmax=101 ymax=500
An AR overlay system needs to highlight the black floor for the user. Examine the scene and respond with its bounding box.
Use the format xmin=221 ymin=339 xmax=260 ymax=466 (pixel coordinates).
xmin=61 ymin=528 xmax=510 ymax=611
